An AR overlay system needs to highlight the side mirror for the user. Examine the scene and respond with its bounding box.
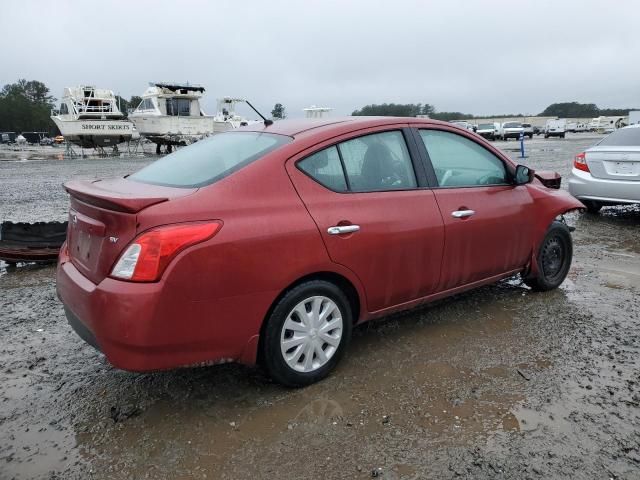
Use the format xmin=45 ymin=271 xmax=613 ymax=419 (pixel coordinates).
xmin=514 ymin=164 xmax=534 ymax=185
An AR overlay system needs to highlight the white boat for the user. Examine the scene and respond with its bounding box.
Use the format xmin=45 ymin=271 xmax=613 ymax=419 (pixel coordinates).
xmin=51 ymin=86 xmax=133 ymax=148
xmin=129 ymin=83 xmax=257 ymax=152
xmin=589 ymin=116 xmax=628 ymax=133
xmin=303 ymin=105 xmax=333 ymax=119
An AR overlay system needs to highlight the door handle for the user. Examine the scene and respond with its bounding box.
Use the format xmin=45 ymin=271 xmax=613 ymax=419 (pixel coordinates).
xmin=451 ymin=210 xmax=475 ymax=218
xmin=327 ymin=225 xmax=360 ymax=235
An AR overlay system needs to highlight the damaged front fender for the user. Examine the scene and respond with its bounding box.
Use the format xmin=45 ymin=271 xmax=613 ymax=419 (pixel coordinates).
xmin=523 ymin=183 xmax=585 ymax=279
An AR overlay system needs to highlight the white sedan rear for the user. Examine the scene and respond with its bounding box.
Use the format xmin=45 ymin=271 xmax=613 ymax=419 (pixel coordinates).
xmin=568 ymin=125 xmax=640 ymax=213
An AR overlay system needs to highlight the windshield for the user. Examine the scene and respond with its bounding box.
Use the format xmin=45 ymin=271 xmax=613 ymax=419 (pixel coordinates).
xmin=597 ymin=127 xmax=640 ymax=147
xmin=478 ymin=124 xmax=494 ymax=129
xmin=522 ymin=123 xmax=531 ymax=128
xmin=503 ymin=122 xmax=522 ymax=128
xmin=130 ymin=132 xmax=291 ymax=188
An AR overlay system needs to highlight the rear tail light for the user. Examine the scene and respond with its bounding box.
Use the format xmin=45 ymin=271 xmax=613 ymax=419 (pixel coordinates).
xmin=574 ymin=152 xmax=590 ymax=172
xmin=111 ymin=221 xmax=222 ymax=282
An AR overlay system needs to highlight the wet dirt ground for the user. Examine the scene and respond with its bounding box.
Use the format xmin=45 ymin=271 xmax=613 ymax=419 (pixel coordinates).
xmin=1 ymin=135 xmax=639 ymax=479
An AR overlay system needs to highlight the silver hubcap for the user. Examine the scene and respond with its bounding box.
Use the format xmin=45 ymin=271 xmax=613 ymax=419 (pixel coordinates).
xmin=280 ymin=296 xmax=343 ymax=373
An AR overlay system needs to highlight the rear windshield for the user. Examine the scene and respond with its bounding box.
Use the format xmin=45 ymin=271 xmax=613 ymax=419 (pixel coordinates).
xmin=503 ymin=122 xmax=522 ymax=128
xmin=130 ymin=132 xmax=290 ymax=188
xmin=478 ymin=124 xmax=494 ymax=129
xmin=597 ymin=128 xmax=640 ymax=147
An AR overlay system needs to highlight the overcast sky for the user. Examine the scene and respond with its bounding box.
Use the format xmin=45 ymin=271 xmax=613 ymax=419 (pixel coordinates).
xmin=2 ymin=0 xmax=638 ymax=118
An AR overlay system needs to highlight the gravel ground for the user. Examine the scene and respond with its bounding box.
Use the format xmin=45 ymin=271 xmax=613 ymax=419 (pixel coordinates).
xmin=1 ymin=134 xmax=639 ymax=479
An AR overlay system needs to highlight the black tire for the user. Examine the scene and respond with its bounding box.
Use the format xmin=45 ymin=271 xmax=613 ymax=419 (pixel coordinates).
xmin=528 ymin=134 xmax=533 ymax=139
xmin=262 ymin=280 xmax=352 ymax=387
xmin=544 ymin=134 xmax=549 ymax=138
xmin=560 ymin=133 xmax=565 ymax=138
xmin=524 ymin=221 xmax=573 ymax=291
xmin=583 ymin=200 xmax=603 ymax=214
xmin=155 ymin=143 xmax=161 ymax=155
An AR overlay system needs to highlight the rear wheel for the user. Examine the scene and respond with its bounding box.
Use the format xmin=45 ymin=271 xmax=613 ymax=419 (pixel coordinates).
xmin=524 ymin=221 xmax=573 ymax=291
xmin=262 ymin=280 xmax=352 ymax=387
xmin=583 ymin=200 xmax=603 ymax=213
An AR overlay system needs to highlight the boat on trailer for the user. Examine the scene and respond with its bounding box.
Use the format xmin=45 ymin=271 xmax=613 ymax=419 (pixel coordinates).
xmin=129 ymin=83 xmax=258 ymax=153
xmin=51 ymin=86 xmax=133 ymax=149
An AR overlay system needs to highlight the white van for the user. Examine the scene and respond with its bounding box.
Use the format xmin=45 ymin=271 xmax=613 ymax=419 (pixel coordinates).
xmin=545 ymin=119 xmax=566 ymax=138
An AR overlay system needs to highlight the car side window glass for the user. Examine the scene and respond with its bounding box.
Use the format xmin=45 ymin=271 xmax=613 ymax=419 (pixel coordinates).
xmin=298 ymin=146 xmax=348 ymax=192
xmin=337 ymin=131 xmax=417 ymax=192
xmin=419 ymin=129 xmax=508 ymax=187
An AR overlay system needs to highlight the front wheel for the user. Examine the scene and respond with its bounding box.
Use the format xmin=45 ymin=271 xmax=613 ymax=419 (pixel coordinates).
xmin=262 ymin=280 xmax=352 ymax=387
xmin=524 ymin=221 xmax=573 ymax=291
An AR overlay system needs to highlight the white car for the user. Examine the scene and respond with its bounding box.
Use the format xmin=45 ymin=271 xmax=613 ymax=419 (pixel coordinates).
xmin=568 ymin=124 xmax=640 ymax=213
xmin=476 ymin=123 xmax=498 ymax=140
xmin=450 ymin=120 xmax=475 ymax=131
xmin=500 ymin=122 xmax=524 ymax=141
xmin=521 ymin=123 xmax=534 ymax=139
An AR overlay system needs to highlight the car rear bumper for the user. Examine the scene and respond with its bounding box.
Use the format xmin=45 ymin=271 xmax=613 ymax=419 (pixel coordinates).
xmin=56 ymin=260 xmax=271 ymax=371
xmin=568 ymin=168 xmax=640 ymax=204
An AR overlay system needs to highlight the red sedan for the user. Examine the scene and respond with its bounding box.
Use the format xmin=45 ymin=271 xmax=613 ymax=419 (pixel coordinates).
xmin=56 ymin=117 xmax=583 ymax=386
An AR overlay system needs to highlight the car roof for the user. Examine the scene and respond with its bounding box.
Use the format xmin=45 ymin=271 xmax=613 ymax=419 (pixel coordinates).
xmin=238 ymin=116 xmax=459 ymax=139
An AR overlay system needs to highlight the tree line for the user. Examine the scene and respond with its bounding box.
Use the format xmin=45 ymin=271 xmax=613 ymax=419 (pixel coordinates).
xmin=0 ymin=80 xmax=56 ymax=133
xmin=352 ymin=101 xmax=638 ymax=120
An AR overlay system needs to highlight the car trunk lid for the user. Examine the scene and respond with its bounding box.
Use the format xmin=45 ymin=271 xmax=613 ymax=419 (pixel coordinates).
xmin=64 ymin=178 xmax=196 ymax=284
xmin=586 ymin=146 xmax=640 ymax=181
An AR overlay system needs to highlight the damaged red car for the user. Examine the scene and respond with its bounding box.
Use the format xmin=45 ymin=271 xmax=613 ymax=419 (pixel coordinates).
xmin=56 ymin=117 xmax=583 ymax=386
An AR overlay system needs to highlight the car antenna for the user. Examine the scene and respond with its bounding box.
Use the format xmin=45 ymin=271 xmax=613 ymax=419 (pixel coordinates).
xmin=244 ymin=100 xmax=273 ymax=126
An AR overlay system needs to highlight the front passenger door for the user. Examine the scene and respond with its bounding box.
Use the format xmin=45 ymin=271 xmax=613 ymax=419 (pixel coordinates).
xmin=416 ymin=128 xmax=535 ymax=291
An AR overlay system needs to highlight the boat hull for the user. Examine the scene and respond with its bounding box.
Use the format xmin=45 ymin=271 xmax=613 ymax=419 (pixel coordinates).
xmin=129 ymin=115 xmax=234 ymax=145
xmin=51 ymin=117 xmax=134 ymax=148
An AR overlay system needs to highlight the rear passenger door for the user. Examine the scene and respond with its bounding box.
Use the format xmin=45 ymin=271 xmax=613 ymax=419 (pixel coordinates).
xmin=414 ymin=127 xmax=535 ymax=291
xmin=286 ymin=127 xmax=445 ymax=313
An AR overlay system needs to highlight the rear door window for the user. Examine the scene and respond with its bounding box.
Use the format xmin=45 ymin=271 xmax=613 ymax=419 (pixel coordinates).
xmin=130 ymin=132 xmax=290 ymax=188
xmin=419 ymin=129 xmax=508 ymax=187
xmin=297 ymin=130 xmax=418 ymax=193
xmin=338 ymin=131 xmax=417 ymax=191
xmin=298 ymin=146 xmax=348 ymax=192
